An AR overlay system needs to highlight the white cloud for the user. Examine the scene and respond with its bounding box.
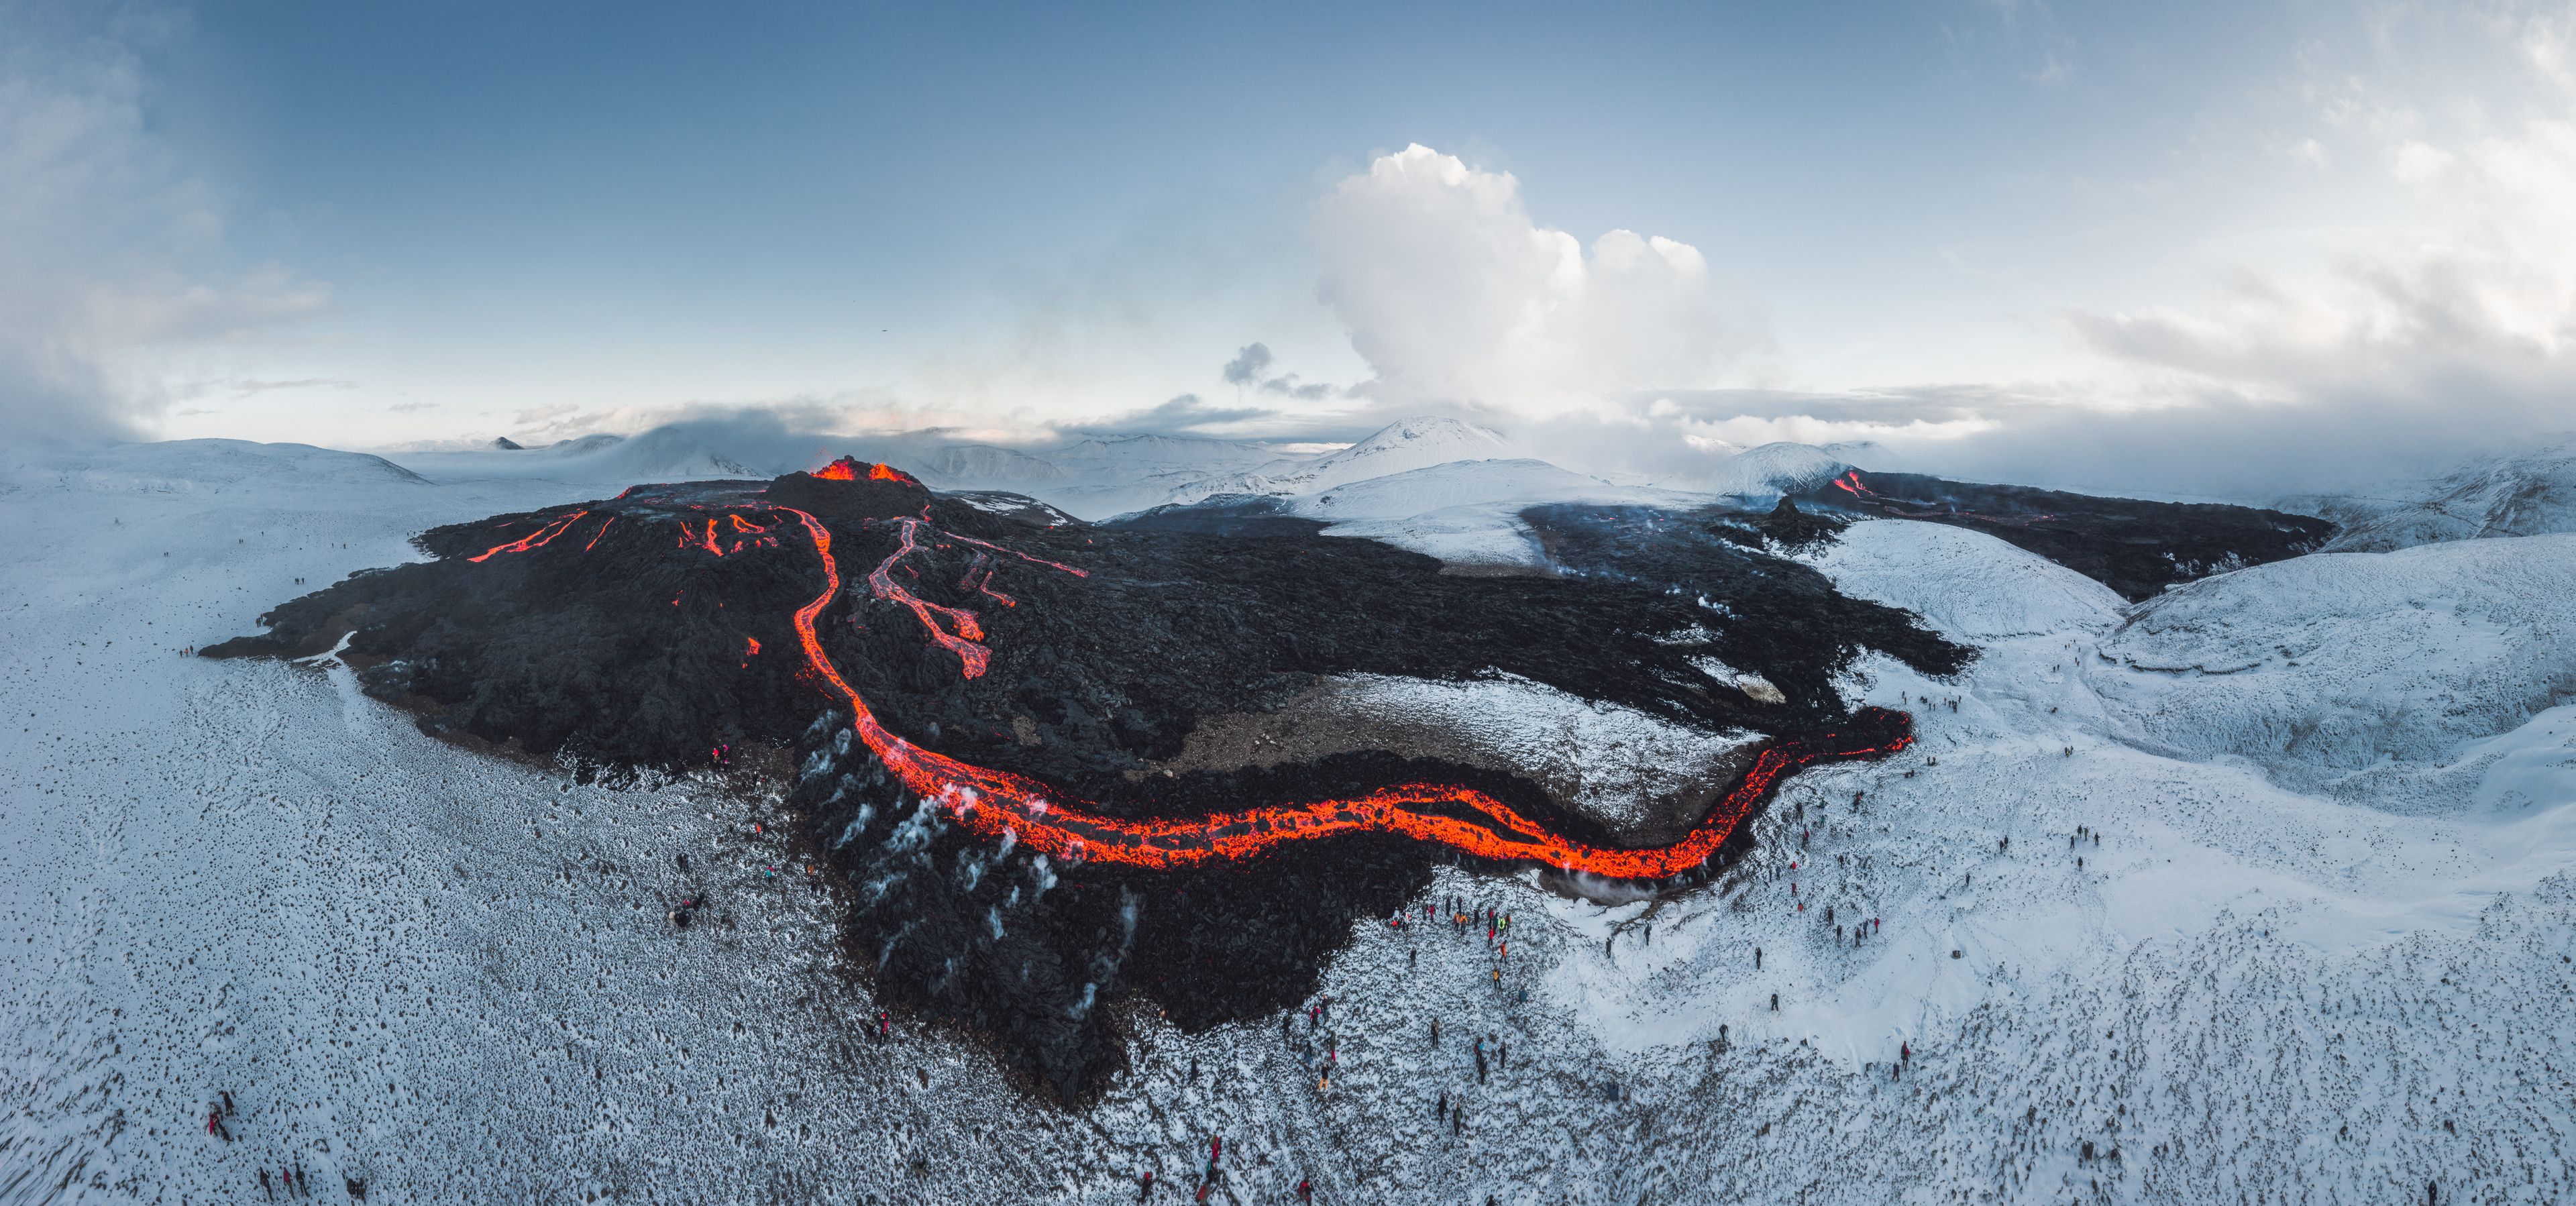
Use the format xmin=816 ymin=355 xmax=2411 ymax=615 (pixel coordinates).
xmin=2390 ymin=139 xmax=2455 ymax=184
xmin=2520 ymin=3 xmax=2576 ymax=87
xmin=2040 ymin=105 xmax=2576 ymax=488
xmin=0 ymin=9 xmax=328 ymax=441
xmin=2076 ymin=117 xmax=2576 ymax=379
xmin=1309 ymin=144 xmax=1764 ymax=416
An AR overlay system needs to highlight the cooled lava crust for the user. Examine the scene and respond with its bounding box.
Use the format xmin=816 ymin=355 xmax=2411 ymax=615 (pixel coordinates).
xmin=1791 ymin=469 xmax=2335 ymax=600
xmin=211 ymin=459 xmax=1968 ymax=1105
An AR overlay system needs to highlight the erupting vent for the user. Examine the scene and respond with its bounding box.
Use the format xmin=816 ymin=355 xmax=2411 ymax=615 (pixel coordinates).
xmin=814 ymin=456 xmax=919 ymax=486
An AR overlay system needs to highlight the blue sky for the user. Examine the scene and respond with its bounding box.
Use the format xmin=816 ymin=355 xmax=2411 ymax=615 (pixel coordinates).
xmin=7 ymin=0 xmax=2573 ymax=492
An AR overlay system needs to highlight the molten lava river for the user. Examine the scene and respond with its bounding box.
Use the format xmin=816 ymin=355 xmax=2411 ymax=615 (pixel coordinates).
xmin=466 ymin=463 xmax=1912 ymax=883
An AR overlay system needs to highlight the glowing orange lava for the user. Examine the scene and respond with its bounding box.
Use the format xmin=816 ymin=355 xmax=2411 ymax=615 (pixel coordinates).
xmin=813 ymin=456 xmax=921 ymax=486
xmin=470 ymin=510 xmax=590 ymax=563
xmin=465 ymin=485 xmax=1907 ymax=880
xmin=866 ymin=516 xmax=991 ymax=677
xmin=767 ymin=506 xmax=1912 ymax=879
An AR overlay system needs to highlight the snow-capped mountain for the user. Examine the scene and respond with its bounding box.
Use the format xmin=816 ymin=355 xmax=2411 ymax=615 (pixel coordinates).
xmin=1159 ymin=416 xmax=1513 ymax=505
xmin=1691 ymin=441 xmax=1853 ymax=499
xmin=908 ymin=443 xmax=1075 ymax=486
xmin=1046 ymin=432 xmax=1299 ymax=476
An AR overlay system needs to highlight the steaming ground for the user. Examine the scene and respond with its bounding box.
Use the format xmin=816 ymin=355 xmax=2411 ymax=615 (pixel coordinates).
xmin=5 ymin=441 xmax=2572 ymax=1203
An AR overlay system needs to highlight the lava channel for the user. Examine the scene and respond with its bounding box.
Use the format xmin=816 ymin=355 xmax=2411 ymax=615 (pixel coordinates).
xmin=769 ymin=506 xmax=1911 ymax=881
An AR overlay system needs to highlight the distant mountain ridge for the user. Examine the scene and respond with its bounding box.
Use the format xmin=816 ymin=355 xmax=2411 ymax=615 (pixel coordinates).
xmin=1159 ymin=416 xmax=1514 ymax=506
xmin=2319 ymin=439 xmax=2576 ymax=552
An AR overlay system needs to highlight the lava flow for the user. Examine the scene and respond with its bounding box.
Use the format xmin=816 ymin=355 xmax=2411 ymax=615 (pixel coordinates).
xmin=773 ymin=507 xmax=1910 ymax=881
xmin=437 ymin=478 xmax=1909 ymax=881
xmin=469 ymin=509 xmax=590 ymax=562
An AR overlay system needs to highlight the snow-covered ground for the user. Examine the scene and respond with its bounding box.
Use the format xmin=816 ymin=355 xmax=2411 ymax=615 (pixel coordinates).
xmin=6 ymin=447 xmax=2573 ymax=1204
xmin=1289 ymin=458 xmax=1701 ymax=569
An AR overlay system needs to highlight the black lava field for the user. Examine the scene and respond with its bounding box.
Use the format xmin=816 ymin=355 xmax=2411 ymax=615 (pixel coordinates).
xmin=1790 ymin=469 xmax=2334 ymax=600
xmin=207 ymin=461 xmax=2306 ymax=1104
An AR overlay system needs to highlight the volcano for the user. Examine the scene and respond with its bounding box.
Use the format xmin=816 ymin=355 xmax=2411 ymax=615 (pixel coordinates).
xmin=209 ymin=456 xmax=1964 ymax=1103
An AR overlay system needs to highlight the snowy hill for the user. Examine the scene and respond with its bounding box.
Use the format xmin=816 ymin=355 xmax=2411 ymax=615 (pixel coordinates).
xmin=1690 ymin=441 xmax=1853 ymax=500
xmin=1 ymin=438 xmax=430 ymax=494
xmin=2320 ymin=439 xmax=2576 ymax=552
xmin=1798 ymin=518 xmax=2128 ymax=642
xmin=2086 ymin=535 xmax=2576 ymax=810
xmin=1161 ymin=416 xmax=1512 ymax=505
xmin=1286 ymin=457 xmax=1693 ymax=567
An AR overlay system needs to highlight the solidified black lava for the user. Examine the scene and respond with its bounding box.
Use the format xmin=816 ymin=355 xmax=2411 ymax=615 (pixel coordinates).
xmin=1709 ymin=496 xmax=1849 ymax=553
xmin=1791 ymin=470 xmax=2334 ymax=600
xmin=211 ymin=466 xmax=1967 ymax=1106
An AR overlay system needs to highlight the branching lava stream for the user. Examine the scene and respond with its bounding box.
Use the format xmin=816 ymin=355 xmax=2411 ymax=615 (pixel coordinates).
xmin=449 ymin=475 xmax=1910 ymax=881
xmin=770 ymin=506 xmax=1909 ymax=879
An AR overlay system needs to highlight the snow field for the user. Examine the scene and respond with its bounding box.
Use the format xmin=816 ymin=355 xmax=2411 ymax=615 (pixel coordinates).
xmin=6 ymin=447 xmax=2573 ymax=1204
